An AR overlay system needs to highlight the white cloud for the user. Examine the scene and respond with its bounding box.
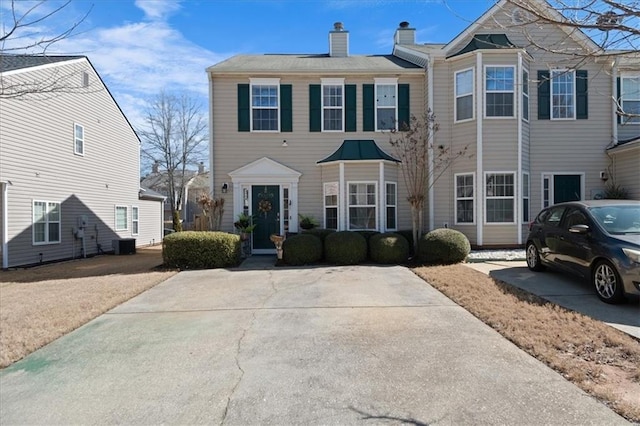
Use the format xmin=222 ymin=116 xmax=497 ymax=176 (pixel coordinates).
xmin=134 ymin=0 xmax=182 ymax=21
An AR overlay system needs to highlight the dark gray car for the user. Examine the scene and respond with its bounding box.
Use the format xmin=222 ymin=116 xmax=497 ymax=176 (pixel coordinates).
xmin=526 ymin=200 xmax=640 ymax=304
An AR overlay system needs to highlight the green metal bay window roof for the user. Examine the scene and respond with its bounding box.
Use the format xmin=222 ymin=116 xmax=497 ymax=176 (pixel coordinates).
xmin=448 ymin=34 xmax=516 ymax=58
xmin=317 ymin=140 xmax=400 ymax=164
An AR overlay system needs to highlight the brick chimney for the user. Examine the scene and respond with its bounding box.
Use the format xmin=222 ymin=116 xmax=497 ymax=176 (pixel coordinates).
xmin=394 ymin=21 xmax=415 ymax=45
xmin=198 ymin=161 xmax=205 ymax=174
xmin=329 ymin=22 xmax=349 ymax=57
xmin=152 ymin=161 xmax=159 ymax=174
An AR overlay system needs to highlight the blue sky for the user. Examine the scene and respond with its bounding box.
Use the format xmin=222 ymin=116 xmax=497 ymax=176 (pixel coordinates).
xmin=3 ymin=0 xmax=494 ymax=129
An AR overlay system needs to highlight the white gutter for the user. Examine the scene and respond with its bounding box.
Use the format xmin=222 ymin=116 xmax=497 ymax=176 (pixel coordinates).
xmin=339 ymin=162 xmax=345 ymax=231
xmin=1 ymin=181 xmax=9 ymax=269
xmin=208 ymin=71 xmax=216 ymax=199
xmin=427 ymin=56 xmax=435 ymax=232
xmin=517 ymin=52 xmax=523 ymax=245
xmin=476 ymin=52 xmax=484 ymax=246
xmin=612 ymin=59 xmax=618 ymax=146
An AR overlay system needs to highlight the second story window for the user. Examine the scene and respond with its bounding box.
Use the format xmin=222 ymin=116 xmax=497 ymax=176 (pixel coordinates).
xmin=375 ymin=78 xmax=397 ymax=130
xmin=251 ymin=78 xmax=279 ymax=131
xmin=621 ymin=75 xmax=640 ymax=124
xmin=551 ymin=70 xmax=575 ymax=120
xmin=322 ymin=79 xmax=344 ymax=131
xmin=485 ymin=66 xmax=514 ymax=117
xmin=74 ymin=123 xmax=84 ymax=155
xmin=455 ymin=68 xmax=474 ymax=122
xmin=522 ymin=70 xmax=529 ymax=121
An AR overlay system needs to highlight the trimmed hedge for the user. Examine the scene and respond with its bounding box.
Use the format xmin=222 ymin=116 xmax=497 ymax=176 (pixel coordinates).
xmin=418 ymin=228 xmax=471 ymax=265
xmin=370 ymin=233 xmax=410 ymax=264
xmin=324 ymin=231 xmax=367 ymax=265
xmin=396 ymin=230 xmax=416 ymax=255
xmin=163 ymin=231 xmax=241 ymax=269
xmin=301 ymin=228 xmax=336 ymax=243
xmin=282 ymin=234 xmax=323 ymax=266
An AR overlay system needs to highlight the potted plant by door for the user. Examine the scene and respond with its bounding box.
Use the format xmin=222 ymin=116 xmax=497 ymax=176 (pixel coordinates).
xmin=234 ymin=213 xmax=256 ymax=240
xmin=298 ymin=214 xmax=318 ymax=230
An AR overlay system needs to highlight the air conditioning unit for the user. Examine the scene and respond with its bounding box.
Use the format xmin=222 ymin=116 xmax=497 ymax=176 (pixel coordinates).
xmin=112 ymin=238 xmax=136 ymax=255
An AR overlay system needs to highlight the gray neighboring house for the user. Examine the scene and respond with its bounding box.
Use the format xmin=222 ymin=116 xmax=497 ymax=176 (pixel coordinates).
xmin=0 ymin=55 xmax=164 ymax=268
xmin=207 ymin=0 xmax=639 ymax=252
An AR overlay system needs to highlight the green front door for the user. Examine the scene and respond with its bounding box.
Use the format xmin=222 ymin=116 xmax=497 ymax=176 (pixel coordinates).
xmin=252 ymin=185 xmax=280 ymax=250
xmin=553 ymin=175 xmax=581 ymax=204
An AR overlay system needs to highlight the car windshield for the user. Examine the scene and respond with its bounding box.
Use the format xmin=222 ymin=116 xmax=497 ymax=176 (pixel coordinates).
xmin=589 ymin=205 xmax=640 ymax=234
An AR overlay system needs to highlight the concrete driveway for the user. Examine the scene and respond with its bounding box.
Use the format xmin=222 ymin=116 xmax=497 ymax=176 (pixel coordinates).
xmin=0 ymin=258 xmax=629 ymax=425
xmin=466 ymin=261 xmax=640 ymax=339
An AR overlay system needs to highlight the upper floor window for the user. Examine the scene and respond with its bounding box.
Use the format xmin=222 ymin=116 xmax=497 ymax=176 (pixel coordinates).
xmin=621 ymin=75 xmax=640 ymax=124
xmin=322 ymin=79 xmax=344 ymax=131
xmin=551 ymin=70 xmax=575 ymax=120
xmin=522 ymin=70 xmax=529 ymax=121
xmin=455 ymin=68 xmax=474 ymax=122
xmin=251 ymin=80 xmax=279 ymax=131
xmin=375 ymin=78 xmax=397 ymax=130
xmin=33 ymin=201 xmax=61 ymax=245
xmin=485 ymin=66 xmax=514 ymax=117
xmin=74 ymin=123 xmax=84 ymax=155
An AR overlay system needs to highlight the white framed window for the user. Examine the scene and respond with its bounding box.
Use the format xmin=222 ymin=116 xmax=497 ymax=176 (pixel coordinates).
xmin=132 ymin=206 xmax=139 ymax=235
xmin=74 ymin=123 xmax=84 ymax=155
xmin=322 ymin=78 xmax=344 ymax=131
xmin=385 ymin=182 xmax=397 ymax=230
xmin=115 ymin=205 xmax=128 ymax=231
xmin=323 ymin=182 xmax=339 ymax=230
xmin=522 ymin=172 xmax=530 ymax=222
xmin=348 ymin=182 xmax=377 ymax=230
xmin=250 ymin=78 xmax=280 ymax=131
xmin=551 ymin=69 xmax=575 ymax=120
xmin=33 ymin=201 xmax=61 ymax=245
xmin=522 ymin=69 xmax=529 ymax=121
xmin=485 ymin=172 xmax=515 ymax=224
xmin=543 ymin=175 xmax=551 ymax=208
xmin=455 ymin=68 xmax=474 ymax=122
xmin=621 ymin=75 xmax=640 ymax=124
xmin=375 ymin=78 xmax=397 ymax=131
xmin=485 ymin=66 xmax=515 ymax=117
xmin=455 ymin=173 xmax=475 ymax=224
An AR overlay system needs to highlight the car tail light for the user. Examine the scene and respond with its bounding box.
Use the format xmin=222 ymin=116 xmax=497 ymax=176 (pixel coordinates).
xmin=528 ymin=221 xmax=535 ymax=231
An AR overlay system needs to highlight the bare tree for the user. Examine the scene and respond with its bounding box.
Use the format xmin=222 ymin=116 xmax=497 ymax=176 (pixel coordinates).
xmin=139 ymin=92 xmax=208 ymax=231
xmin=388 ymin=112 xmax=469 ymax=255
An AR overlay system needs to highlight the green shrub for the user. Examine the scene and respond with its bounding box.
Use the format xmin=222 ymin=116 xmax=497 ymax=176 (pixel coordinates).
xmin=396 ymin=230 xmax=416 ymax=255
xmin=354 ymin=230 xmax=380 ymax=243
xmin=324 ymin=231 xmax=367 ymax=265
xmin=163 ymin=231 xmax=241 ymax=269
xmin=282 ymin=234 xmax=323 ymax=266
xmin=370 ymin=233 xmax=410 ymax=264
xmin=418 ymin=228 xmax=471 ymax=265
xmin=302 ymin=228 xmax=336 ymax=243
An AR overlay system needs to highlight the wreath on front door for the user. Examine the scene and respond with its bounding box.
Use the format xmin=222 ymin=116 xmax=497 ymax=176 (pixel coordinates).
xmin=258 ymin=199 xmax=272 ymax=216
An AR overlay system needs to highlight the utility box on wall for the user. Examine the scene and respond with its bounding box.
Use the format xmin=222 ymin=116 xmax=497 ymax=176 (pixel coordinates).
xmin=113 ymin=238 xmax=136 ymax=255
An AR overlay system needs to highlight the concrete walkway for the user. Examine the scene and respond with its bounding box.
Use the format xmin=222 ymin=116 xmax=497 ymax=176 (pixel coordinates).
xmin=0 ymin=258 xmax=629 ymax=425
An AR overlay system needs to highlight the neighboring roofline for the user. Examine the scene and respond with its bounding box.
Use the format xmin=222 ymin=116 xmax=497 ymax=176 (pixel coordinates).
xmin=0 ymin=56 xmax=85 ymax=76
xmin=607 ymin=137 xmax=640 ymax=154
xmin=208 ymin=68 xmax=425 ymax=76
xmin=139 ymin=187 xmax=167 ymax=201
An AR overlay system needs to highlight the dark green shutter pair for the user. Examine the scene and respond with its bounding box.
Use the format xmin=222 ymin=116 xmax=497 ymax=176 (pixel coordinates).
xmin=363 ymin=84 xmax=410 ymax=131
xmin=537 ymin=70 xmax=588 ymax=120
xmin=309 ymin=84 xmax=357 ymax=132
xmin=237 ymin=84 xmax=292 ymax=132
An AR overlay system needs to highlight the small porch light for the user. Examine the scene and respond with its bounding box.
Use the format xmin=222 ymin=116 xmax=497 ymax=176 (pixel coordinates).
xmin=221 ymin=182 xmax=229 ymax=193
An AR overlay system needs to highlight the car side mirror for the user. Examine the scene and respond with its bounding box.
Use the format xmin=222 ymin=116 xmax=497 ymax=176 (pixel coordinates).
xmin=569 ymin=224 xmax=590 ymax=234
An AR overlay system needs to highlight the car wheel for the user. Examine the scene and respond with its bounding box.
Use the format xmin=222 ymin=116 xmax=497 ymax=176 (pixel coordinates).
xmin=593 ymin=260 xmax=625 ymax=304
xmin=526 ymin=242 xmax=545 ymax=272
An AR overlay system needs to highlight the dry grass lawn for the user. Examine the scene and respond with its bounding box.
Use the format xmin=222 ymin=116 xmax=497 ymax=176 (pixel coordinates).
xmin=414 ymin=264 xmax=640 ymax=423
xmin=0 ymin=248 xmax=176 ymax=368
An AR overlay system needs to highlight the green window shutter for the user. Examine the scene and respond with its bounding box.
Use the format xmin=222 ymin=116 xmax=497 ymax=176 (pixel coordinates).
xmin=309 ymin=84 xmax=321 ymax=132
xmin=280 ymin=84 xmax=292 ymax=132
xmin=363 ymin=84 xmax=375 ymax=131
xmin=398 ymin=84 xmax=410 ymax=129
xmin=616 ymin=77 xmax=621 ymax=124
xmin=537 ymin=71 xmax=550 ymax=120
xmin=576 ymin=70 xmax=588 ymax=120
xmin=237 ymin=84 xmax=250 ymax=132
xmin=345 ymin=84 xmax=356 ymax=132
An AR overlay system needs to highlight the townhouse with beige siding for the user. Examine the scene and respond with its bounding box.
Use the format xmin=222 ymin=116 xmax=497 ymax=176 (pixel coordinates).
xmin=207 ymin=0 xmax=639 ymax=252
xmin=0 ymin=55 xmax=164 ymax=268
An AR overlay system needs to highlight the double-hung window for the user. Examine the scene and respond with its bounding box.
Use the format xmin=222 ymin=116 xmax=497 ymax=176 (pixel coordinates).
xmin=324 ymin=182 xmax=339 ymax=230
xmin=132 ymin=206 xmax=139 ymax=235
xmin=522 ymin=70 xmax=529 ymax=121
xmin=375 ymin=78 xmax=397 ymax=130
xmin=33 ymin=201 xmax=61 ymax=244
xmin=455 ymin=173 xmax=474 ymax=224
xmin=322 ymin=79 xmax=344 ymax=131
xmin=551 ymin=70 xmax=575 ymax=119
xmin=348 ymin=182 xmax=376 ymax=230
xmin=485 ymin=173 xmax=515 ymax=223
xmin=621 ymin=75 xmax=640 ymax=124
xmin=385 ymin=182 xmax=397 ymax=230
xmin=485 ymin=66 xmax=515 ymax=117
xmin=74 ymin=123 xmax=84 ymax=155
xmin=115 ymin=205 xmax=128 ymax=231
xmin=455 ymin=68 xmax=474 ymax=121
xmin=251 ymin=79 xmax=279 ymax=131
xmin=522 ymin=173 xmax=530 ymax=222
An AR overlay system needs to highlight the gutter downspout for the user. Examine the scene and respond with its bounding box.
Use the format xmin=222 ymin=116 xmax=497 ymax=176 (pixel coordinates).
xmin=517 ymin=52 xmax=523 ymax=245
xmin=476 ymin=52 xmax=484 ymax=246
xmin=1 ymin=181 xmax=9 ymax=269
xmin=427 ymin=56 xmax=435 ymax=232
xmin=612 ymin=59 xmax=618 ymax=146
xmin=208 ymin=71 xmax=216 ymax=207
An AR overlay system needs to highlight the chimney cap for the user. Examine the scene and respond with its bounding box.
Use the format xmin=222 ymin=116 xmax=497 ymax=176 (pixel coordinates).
xmin=399 ymin=21 xmax=410 ymax=28
xmin=333 ymin=22 xmax=344 ymax=31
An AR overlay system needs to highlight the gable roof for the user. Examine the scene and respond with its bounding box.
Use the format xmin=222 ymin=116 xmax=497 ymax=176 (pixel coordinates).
xmin=317 ymin=140 xmax=399 ymax=164
xmin=447 ymin=34 xmax=516 ymax=58
xmin=0 ymin=55 xmax=84 ymax=73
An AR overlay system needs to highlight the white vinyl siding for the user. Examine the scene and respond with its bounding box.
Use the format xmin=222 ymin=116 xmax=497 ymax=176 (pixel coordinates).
xmin=485 ymin=66 xmax=515 ymax=117
xmin=375 ymin=78 xmax=397 ymax=131
xmin=455 ymin=68 xmax=474 ymax=122
xmin=455 ymin=173 xmax=474 ymax=224
xmin=74 ymin=123 xmax=84 ymax=155
xmin=115 ymin=205 xmax=128 ymax=231
xmin=551 ymin=70 xmax=575 ymax=120
xmin=348 ymin=182 xmax=376 ymax=230
xmin=522 ymin=70 xmax=529 ymax=121
xmin=323 ymin=182 xmax=339 ymax=230
xmin=132 ymin=206 xmax=139 ymax=235
xmin=33 ymin=201 xmax=61 ymax=245
xmin=621 ymin=75 xmax=640 ymax=124
xmin=322 ymin=79 xmax=344 ymax=131
xmin=250 ymin=78 xmax=279 ymax=132
xmin=385 ymin=182 xmax=397 ymax=230
xmin=485 ymin=172 xmax=515 ymax=224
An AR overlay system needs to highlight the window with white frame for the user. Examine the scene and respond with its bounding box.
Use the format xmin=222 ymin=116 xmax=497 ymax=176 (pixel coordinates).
xmin=322 ymin=79 xmax=344 ymax=131
xmin=115 ymin=205 xmax=128 ymax=231
xmin=455 ymin=68 xmax=474 ymax=121
xmin=485 ymin=173 xmax=515 ymax=223
xmin=485 ymin=66 xmax=515 ymax=117
xmin=375 ymin=78 xmax=397 ymax=130
xmin=522 ymin=70 xmax=529 ymax=121
xmin=74 ymin=123 xmax=84 ymax=155
xmin=621 ymin=75 xmax=640 ymax=124
xmin=348 ymin=182 xmax=376 ymax=230
xmin=132 ymin=206 xmax=139 ymax=235
xmin=251 ymin=80 xmax=279 ymax=131
xmin=551 ymin=70 xmax=575 ymax=119
xmin=455 ymin=173 xmax=474 ymax=224
xmin=543 ymin=176 xmax=551 ymax=208
xmin=522 ymin=173 xmax=530 ymax=222
xmin=324 ymin=182 xmax=339 ymax=230
xmin=386 ymin=182 xmax=397 ymax=230
xmin=33 ymin=201 xmax=60 ymax=244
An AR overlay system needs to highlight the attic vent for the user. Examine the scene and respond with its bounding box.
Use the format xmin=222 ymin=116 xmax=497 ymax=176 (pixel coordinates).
xmin=82 ymin=71 xmax=89 ymax=87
